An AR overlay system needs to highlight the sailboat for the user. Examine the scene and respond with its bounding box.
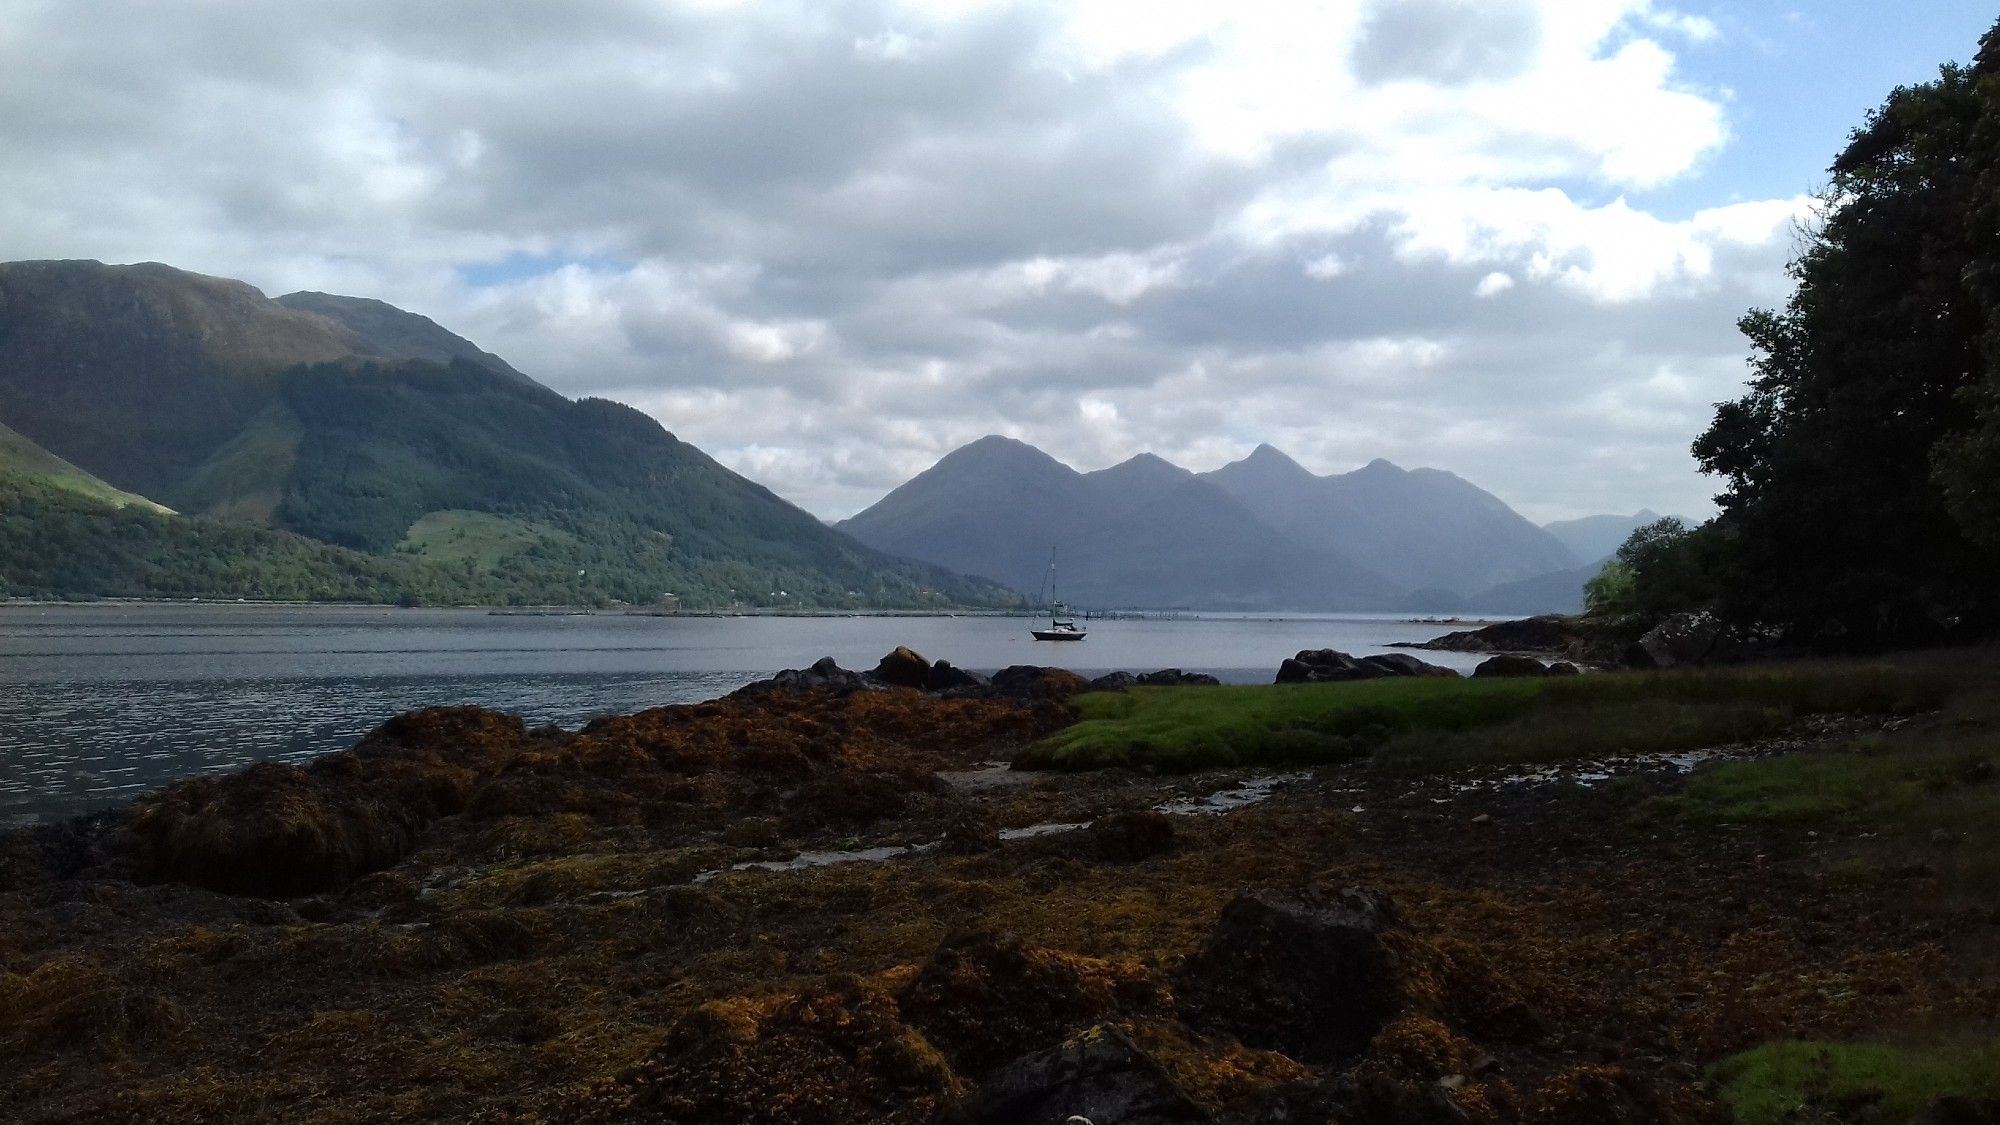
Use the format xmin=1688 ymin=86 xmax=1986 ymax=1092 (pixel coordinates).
xmin=1030 ymin=549 xmax=1087 ymax=641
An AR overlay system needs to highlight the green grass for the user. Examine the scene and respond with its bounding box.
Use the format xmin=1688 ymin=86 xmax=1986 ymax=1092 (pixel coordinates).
xmin=1021 ymin=664 xmax=1946 ymax=775
xmin=400 ymin=509 xmax=576 ymax=572
xmin=1714 ymin=1039 xmax=2000 ymax=1124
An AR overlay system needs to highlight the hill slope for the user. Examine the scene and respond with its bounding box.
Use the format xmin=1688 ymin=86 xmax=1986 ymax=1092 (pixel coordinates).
xmin=839 ymin=437 xmax=1397 ymax=609
xmin=0 ymin=421 xmax=170 ymax=512
xmin=1203 ymin=445 xmax=1579 ymax=595
xmin=0 ymin=259 xmax=1012 ymax=608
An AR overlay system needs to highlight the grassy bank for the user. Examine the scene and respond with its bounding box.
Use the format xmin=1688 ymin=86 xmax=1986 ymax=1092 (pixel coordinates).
xmin=1021 ymin=663 xmax=1948 ymax=774
xmin=1714 ymin=1039 xmax=2000 ymax=1124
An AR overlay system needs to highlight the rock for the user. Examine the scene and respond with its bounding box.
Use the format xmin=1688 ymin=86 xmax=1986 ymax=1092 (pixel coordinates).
xmin=733 ymin=656 xmax=881 ymax=698
xmin=1546 ymin=661 xmax=1581 ymax=676
xmin=1176 ymin=887 xmax=1402 ymax=1064
xmin=957 ymin=1024 xmax=1211 ymax=1125
xmin=1135 ymin=669 xmax=1222 ymax=687
xmin=1082 ymin=811 xmax=1177 ymax=863
xmin=1279 ymin=650 xmax=1455 ymax=684
xmin=939 ymin=813 xmax=1000 ymax=855
xmin=1635 ymin=611 xmax=1731 ymax=669
xmin=897 ymin=931 xmax=1145 ymax=1079
xmin=1357 ymin=653 xmax=1460 ymax=678
xmin=594 ymin=986 xmax=957 ymax=1124
xmin=1469 ymin=814 xmax=1493 ymax=828
xmin=990 ymin=666 xmax=1092 ymax=701
xmin=927 ymin=660 xmax=991 ymax=693
xmin=1408 ymin=614 xmax=1580 ymax=654
xmin=1276 ymin=649 xmax=1384 ymax=684
xmin=1472 ymin=655 xmax=1547 ymax=678
xmin=871 ymin=646 xmax=932 ymax=689
xmin=1088 ymin=671 xmax=1138 ymax=692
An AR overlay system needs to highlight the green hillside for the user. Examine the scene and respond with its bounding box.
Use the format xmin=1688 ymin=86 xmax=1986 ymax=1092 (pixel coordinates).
xmin=0 ymin=260 xmax=1017 ymax=609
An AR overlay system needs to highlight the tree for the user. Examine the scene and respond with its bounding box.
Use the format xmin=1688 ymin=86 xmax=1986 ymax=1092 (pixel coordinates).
xmin=1692 ymin=31 xmax=2000 ymax=644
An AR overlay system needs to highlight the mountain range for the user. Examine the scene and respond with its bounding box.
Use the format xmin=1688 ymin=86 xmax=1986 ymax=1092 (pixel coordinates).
xmin=843 ymin=439 xmax=1662 ymax=612
xmin=0 ymin=259 xmax=1013 ymax=608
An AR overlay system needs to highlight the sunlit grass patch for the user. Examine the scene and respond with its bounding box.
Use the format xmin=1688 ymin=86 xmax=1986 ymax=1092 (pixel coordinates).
xmin=1713 ymin=1038 xmax=2000 ymax=1125
xmin=1022 ymin=664 xmax=1945 ymax=775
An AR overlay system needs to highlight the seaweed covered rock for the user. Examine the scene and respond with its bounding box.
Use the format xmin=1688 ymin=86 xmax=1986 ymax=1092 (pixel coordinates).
xmin=125 ymin=707 xmax=529 ymax=898
xmin=956 ymin=1024 xmax=1211 ymax=1125
xmin=576 ymin=987 xmax=958 ymax=1125
xmin=1176 ymin=887 xmax=1402 ymax=1065
xmin=896 ymin=930 xmax=1156 ymax=1079
xmin=989 ymin=665 xmax=1091 ymax=701
xmin=1081 ymin=811 xmax=1178 ymax=863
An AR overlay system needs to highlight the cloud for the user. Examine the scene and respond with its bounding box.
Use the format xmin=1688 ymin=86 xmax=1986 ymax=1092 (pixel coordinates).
xmin=0 ymin=0 xmax=1798 ymax=524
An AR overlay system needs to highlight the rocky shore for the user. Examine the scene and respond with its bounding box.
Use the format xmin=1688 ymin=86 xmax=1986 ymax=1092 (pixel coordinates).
xmin=1 ymin=647 xmax=1995 ymax=1123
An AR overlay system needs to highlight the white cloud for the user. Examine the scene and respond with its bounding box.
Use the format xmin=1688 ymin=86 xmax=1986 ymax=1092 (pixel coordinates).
xmin=0 ymin=0 xmax=1796 ymax=525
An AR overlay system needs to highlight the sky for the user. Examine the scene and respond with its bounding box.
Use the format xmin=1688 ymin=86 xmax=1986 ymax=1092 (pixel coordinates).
xmin=2 ymin=1 xmax=1994 ymax=523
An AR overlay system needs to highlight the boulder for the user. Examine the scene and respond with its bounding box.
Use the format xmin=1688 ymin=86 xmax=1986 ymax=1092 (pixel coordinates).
xmin=1280 ymin=649 xmax=1458 ymax=683
xmin=897 ymin=931 xmax=1137 ymax=1079
xmin=957 ymin=1024 xmax=1211 ymax=1125
xmin=1176 ymin=887 xmax=1402 ymax=1064
xmin=733 ymin=656 xmax=880 ymax=698
xmin=1546 ymin=661 xmax=1581 ymax=676
xmin=1634 ymin=611 xmax=1740 ymax=669
xmin=1081 ymin=811 xmax=1177 ymax=863
xmin=1088 ymin=671 xmax=1139 ymax=693
xmin=1135 ymin=669 xmax=1222 ymax=687
xmin=927 ymin=660 xmax=991 ymax=693
xmin=1471 ymin=655 xmax=1547 ymax=678
xmin=871 ymin=645 xmax=932 ymax=689
xmin=1357 ymin=653 xmax=1460 ymax=678
xmin=990 ymin=665 xmax=1091 ymax=701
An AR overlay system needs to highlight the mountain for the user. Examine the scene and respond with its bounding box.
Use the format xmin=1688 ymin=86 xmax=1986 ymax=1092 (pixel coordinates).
xmin=273 ymin=291 xmax=540 ymax=390
xmin=839 ymin=436 xmax=1397 ymax=610
xmin=1460 ymin=560 xmax=1609 ymax=615
xmin=1542 ymin=510 xmax=1662 ymax=564
xmin=0 ymin=259 xmax=1013 ymax=608
xmin=1203 ymin=446 xmax=1580 ymax=595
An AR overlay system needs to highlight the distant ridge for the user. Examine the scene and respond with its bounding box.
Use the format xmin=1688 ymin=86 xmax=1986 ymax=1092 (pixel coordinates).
xmin=839 ymin=436 xmax=1398 ymax=610
xmin=1203 ymin=449 xmax=1579 ymax=595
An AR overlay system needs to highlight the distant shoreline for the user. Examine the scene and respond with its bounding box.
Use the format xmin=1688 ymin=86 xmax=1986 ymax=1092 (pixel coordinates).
xmin=0 ymin=598 xmax=1515 ymax=625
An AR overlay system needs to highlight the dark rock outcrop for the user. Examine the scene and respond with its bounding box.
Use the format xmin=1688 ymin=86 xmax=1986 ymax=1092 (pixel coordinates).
xmin=1632 ymin=611 xmax=1745 ymax=669
xmin=1472 ymin=655 xmax=1548 ymax=678
xmin=872 ymin=645 xmax=933 ymax=688
xmin=927 ymin=660 xmax=991 ymax=693
xmin=1134 ymin=669 xmax=1221 ymax=687
xmin=1176 ymin=887 xmax=1402 ymax=1064
xmin=1089 ymin=671 xmax=1139 ymax=692
xmin=989 ymin=665 xmax=1091 ymax=701
xmin=733 ymin=656 xmax=883 ymax=698
xmin=956 ymin=1024 xmax=1210 ymax=1125
xmin=1277 ymin=649 xmax=1457 ymax=684
xmin=1080 ymin=811 xmax=1177 ymax=863
xmin=897 ymin=931 xmax=1148 ymax=1080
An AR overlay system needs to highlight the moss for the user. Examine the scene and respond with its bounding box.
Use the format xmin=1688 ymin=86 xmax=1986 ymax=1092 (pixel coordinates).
xmin=1027 ymin=663 xmax=1945 ymax=774
xmin=1713 ymin=1039 xmax=2000 ymax=1125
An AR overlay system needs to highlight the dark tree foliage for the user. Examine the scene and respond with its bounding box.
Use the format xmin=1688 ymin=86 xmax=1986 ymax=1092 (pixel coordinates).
xmin=1690 ymin=25 xmax=2000 ymax=645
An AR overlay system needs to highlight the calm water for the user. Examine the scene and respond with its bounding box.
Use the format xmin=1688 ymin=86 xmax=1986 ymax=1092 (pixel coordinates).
xmin=0 ymin=604 xmax=1486 ymax=825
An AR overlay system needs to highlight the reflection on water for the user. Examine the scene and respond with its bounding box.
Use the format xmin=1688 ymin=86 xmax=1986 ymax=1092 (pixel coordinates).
xmin=0 ymin=603 xmax=1486 ymax=823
